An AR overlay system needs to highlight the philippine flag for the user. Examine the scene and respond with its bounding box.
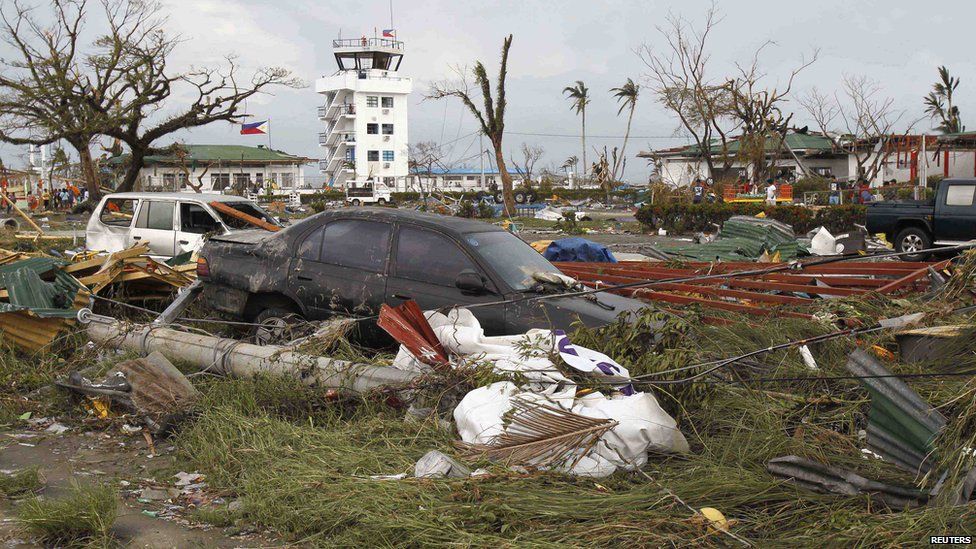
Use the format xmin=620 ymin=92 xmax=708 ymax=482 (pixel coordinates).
xmin=382 ymin=29 xmax=395 ymax=38
xmin=240 ymin=120 xmax=269 ymax=135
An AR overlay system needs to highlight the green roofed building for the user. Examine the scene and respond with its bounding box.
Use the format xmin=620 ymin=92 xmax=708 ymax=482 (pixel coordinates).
xmin=638 ymin=132 xmax=849 ymax=187
xmin=106 ymin=144 xmax=312 ymax=193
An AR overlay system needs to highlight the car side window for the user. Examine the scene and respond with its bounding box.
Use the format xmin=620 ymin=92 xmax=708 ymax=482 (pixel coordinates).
xmin=320 ymin=220 xmax=391 ymax=272
xmin=297 ymin=226 xmax=326 ymax=261
xmin=179 ymin=203 xmax=222 ymax=234
xmin=100 ymin=198 xmax=137 ymax=227
xmin=136 ymin=201 xmax=175 ymax=231
xmin=945 ymin=185 xmax=976 ymax=207
xmin=395 ymin=226 xmax=477 ymax=287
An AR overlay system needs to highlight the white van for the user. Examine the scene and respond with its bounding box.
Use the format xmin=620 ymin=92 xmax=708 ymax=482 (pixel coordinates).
xmin=86 ymin=192 xmax=279 ymax=257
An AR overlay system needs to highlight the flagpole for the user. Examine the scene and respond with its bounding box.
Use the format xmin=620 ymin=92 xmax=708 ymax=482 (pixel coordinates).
xmin=267 ymin=119 xmax=272 ymax=150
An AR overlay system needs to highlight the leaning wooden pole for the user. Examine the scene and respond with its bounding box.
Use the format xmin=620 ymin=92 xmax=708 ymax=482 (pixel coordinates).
xmin=80 ymin=312 xmax=417 ymax=393
xmin=0 ymin=192 xmax=44 ymax=234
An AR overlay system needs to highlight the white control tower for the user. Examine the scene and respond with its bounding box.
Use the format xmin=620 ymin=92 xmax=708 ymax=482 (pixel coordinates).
xmin=315 ymin=35 xmax=412 ymax=190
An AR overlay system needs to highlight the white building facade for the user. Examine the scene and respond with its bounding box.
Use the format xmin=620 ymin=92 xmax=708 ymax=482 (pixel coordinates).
xmin=315 ymin=37 xmax=412 ymax=190
xmin=121 ymin=144 xmax=309 ymax=193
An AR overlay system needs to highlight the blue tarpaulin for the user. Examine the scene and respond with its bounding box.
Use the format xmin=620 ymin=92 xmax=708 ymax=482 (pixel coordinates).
xmin=543 ymin=238 xmax=617 ymax=263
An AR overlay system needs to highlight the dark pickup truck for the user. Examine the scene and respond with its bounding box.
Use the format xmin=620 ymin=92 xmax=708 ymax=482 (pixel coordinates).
xmin=196 ymin=208 xmax=646 ymax=341
xmin=865 ymin=178 xmax=976 ymax=261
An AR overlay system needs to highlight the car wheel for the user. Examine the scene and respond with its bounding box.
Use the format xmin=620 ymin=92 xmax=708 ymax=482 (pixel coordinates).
xmin=894 ymin=227 xmax=932 ymax=261
xmin=377 ymin=198 xmax=387 ymax=205
xmin=493 ymin=191 xmax=504 ymax=204
xmin=514 ymin=191 xmax=526 ymax=204
xmin=252 ymin=308 xmax=304 ymax=345
xmin=351 ymin=199 xmax=361 ymax=207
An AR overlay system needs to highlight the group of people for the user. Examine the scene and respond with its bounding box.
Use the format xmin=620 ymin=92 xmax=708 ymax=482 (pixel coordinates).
xmin=1 ymin=181 xmax=89 ymax=214
xmin=41 ymin=184 xmax=88 ymax=210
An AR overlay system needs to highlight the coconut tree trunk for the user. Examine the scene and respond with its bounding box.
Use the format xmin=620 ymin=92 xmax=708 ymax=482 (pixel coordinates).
xmin=618 ymin=106 xmax=635 ymax=181
xmin=581 ymin=108 xmax=587 ymax=187
xmin=492 ymin=139 xmax=516 ymax=216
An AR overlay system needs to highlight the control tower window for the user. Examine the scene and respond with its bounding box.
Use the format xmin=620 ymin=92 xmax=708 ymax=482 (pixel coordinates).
xmin=366 ymin=96 xmax=378 ymax=108
xmin=381 ymin=97 xmax=394 ymax=108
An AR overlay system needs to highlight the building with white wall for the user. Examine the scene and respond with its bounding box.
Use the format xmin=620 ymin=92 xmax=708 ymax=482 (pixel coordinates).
xmin=112 ymin=144 xmax=309 ymax=193
xmin=406 ymin=168 xmax=504 ymax=193
xmin=315 ymin=37 xmax=412 ymax=190
xmin=641 ymin=133 xmax=849 ymax=187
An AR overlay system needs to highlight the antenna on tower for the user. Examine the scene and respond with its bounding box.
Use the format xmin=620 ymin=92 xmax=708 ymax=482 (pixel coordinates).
xmin=389 ymin=0 xmax=394 ymax=28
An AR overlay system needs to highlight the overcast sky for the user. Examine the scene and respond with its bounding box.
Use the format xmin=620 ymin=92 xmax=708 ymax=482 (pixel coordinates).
xmin=2 ymin=0 xmax=974 ymax=182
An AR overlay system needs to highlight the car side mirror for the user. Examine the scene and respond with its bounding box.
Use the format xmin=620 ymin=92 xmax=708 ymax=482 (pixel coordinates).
xmin=455 ymin=269 xmax=488 ymax=294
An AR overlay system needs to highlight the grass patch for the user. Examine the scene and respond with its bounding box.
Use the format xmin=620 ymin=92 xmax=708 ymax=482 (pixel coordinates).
xmin=17 ymin=481 xmax=118 ymax=547
xmin=0 ymin=468 xmax=42 ymax=498
xmin=174 ymin=372 xmax=975 ymax=547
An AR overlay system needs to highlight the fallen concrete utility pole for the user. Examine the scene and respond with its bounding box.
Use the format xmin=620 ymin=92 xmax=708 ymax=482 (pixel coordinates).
xmin=79 ymin=310 xmax=418 ymax=393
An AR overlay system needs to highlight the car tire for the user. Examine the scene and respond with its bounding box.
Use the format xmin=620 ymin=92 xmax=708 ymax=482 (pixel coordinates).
xmin=493 ymin=191 xmax=504 ymax=204
xmin=351 ymin=199 xmax=361 ymax=207
xmin=894 ymin=227 xmax=932 ymax=261
xmin=252 ymin=308 xmax=304 ymax=345
xmin=377 ymin=198 xmax=387 ymax=205
xmin=514 ymin=191 xmax=526 ymax=204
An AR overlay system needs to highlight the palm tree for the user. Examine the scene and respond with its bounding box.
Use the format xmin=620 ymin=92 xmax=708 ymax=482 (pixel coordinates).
xmin=563 ymin=81 xmax=590 ymax=180
xmin=610 ymin=78 xmax=639 ymax=181
xmin=924 ymin=66 xmax=963 ymax=134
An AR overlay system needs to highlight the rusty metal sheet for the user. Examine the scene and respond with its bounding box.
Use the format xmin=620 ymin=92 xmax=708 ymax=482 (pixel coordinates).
xmin=0 ymin=310 xmax=69 ymax=352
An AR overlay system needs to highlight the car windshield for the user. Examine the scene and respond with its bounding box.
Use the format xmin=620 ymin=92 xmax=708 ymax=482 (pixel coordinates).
xmin=215 ymin=202 xmax=278 ymax=230
xmin=465 ymin=231 xmax=562 ymax=291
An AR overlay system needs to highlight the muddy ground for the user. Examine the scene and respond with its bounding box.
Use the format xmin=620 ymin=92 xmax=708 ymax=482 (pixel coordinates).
xmin=0 ymin=419 xmax=275 ymax=548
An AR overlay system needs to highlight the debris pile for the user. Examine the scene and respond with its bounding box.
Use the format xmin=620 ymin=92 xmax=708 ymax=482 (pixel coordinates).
xmin=0 ymin=242 xmax=196 ymax=351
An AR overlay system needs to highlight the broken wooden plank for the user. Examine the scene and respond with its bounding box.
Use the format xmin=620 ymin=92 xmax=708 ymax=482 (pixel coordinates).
xmin=209 ymin=201 xmax=280 ymax=232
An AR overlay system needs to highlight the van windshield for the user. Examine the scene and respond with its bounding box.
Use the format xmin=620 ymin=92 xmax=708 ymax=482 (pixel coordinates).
xmin=465 ymin=231 xmax=562 ymax=291
xmin=215 ymin=202 xmax=278 ymax=230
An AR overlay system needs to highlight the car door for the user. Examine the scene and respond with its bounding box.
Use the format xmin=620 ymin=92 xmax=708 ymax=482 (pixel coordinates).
xmin=387 ymin=225 xmax=507 ymax=334
xmin=128 ymin=200 xmax=176 ymax=256
xmin=287 ymin=219 xmax=392 ymax=318
xmin=176 ymin=201 xmax=223 ymax=255
xmin=934 ymin=182 xmax=976 ymax=242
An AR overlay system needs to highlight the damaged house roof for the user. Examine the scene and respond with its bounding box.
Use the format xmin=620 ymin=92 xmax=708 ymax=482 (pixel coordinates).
xmin=639 ymin=132 xmax=839 ymax=159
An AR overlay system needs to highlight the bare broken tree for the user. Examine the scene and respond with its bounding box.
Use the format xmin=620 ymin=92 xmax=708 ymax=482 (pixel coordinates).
xmin=0 ymin=0 xmax=301 ymax=196
xmin=799 ymin=75 xmax=915 ymax=182
xmin=640 ymin=4 xmax=739 ymax=180
xmin=0 ymin=0 xmax=113 ymax=195
xmin=725 ymin=44 xmax=817 ymax=182
xmin=428 ymin=35 xmax=516 ymax=215
xmin=87 ymin=2 xmax=302 ymax=193
xmin=511 ymin=143 xmax=544 ymax=185
xmin=407 ymin=141 xmax=449 ymax=203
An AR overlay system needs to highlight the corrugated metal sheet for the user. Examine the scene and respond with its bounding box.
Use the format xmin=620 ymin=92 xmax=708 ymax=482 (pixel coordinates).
xmin=845 ymin=349 xmax=947 ymax=473
xmin=662 ymin=216 xmax=803 ymax=261
xmin=0 ymin=310 xmax=69 ymax=351
xmin=0 ymin=257 xmax=86 ymax=351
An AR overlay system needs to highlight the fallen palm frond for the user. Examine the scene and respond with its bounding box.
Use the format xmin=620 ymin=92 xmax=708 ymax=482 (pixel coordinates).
xmin=456 ymin=398 xmax=617 ymax=468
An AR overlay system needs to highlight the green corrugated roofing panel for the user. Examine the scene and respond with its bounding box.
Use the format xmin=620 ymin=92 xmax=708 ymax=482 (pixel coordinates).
xmin=662 ymin=216 xmax=801 ymax=260
xmin=146 ymin=145 xmax=307 ymax=164
xmin=667 ymin=133 xmax=836 ymax=157
xmin=0 ymin=260 xmax=85 ymax=319
xmin=0 ymin=257 xmax=63 ymax=280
